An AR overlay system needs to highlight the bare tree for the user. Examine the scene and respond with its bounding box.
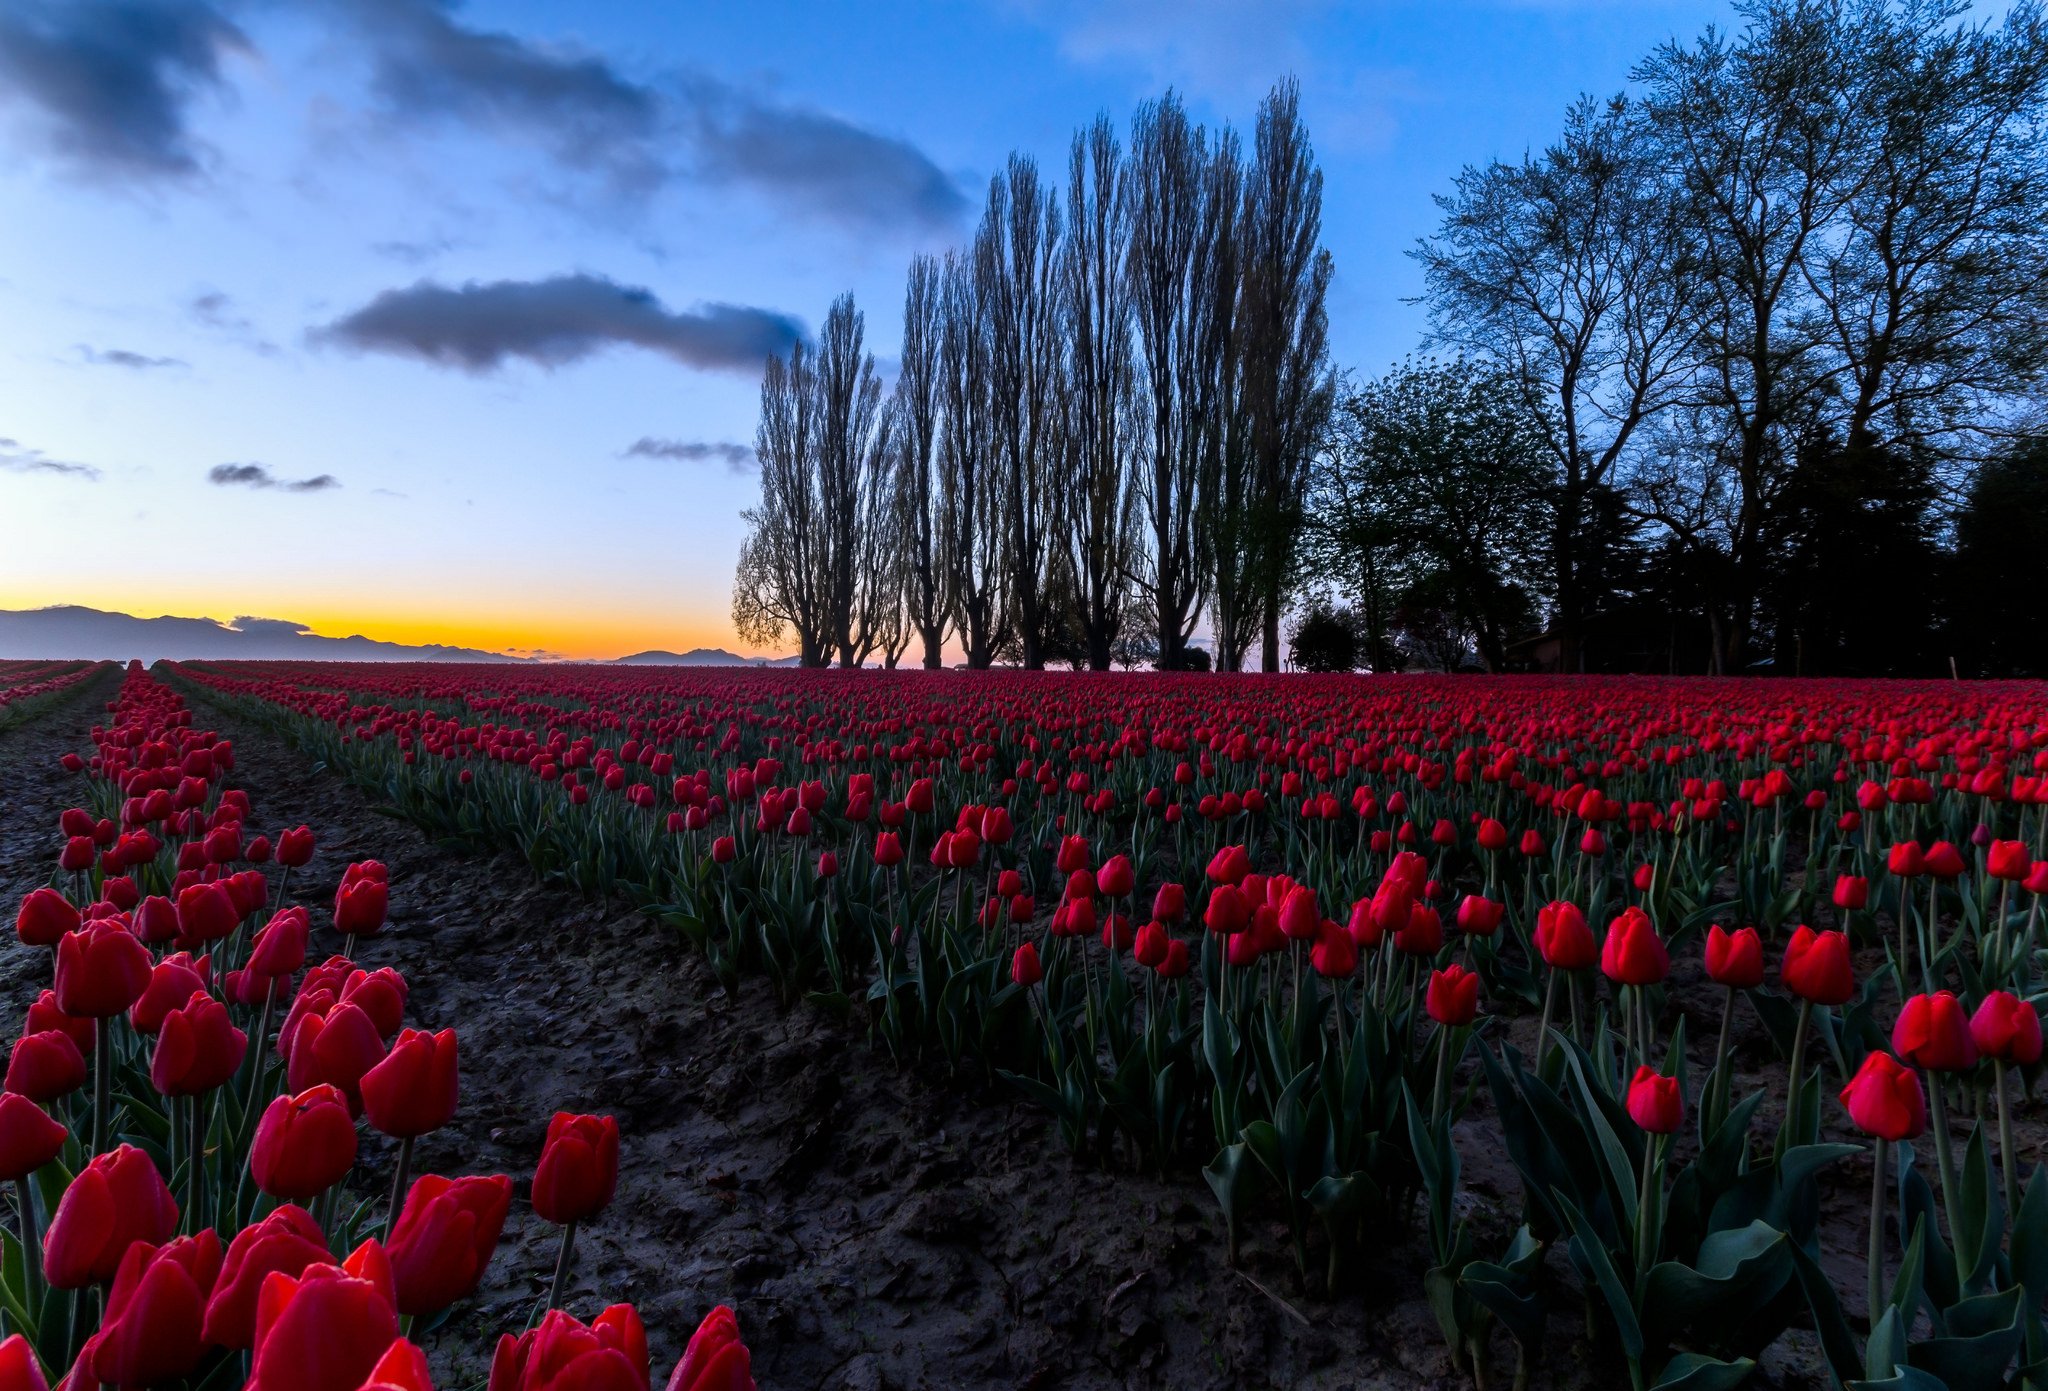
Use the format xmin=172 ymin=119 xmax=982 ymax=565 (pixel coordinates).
xmin=1061 ymin=115 xmax=1141 ymax=671
xmin=1236 ymin=78 xmax=1336 ymax=671
xmin=1126 ymin=93 xmax=1214 ymax=670
xmin=894 ymin=255 xmax=953 ymax=668
xmin=1636 ymin=2 xmax=1866 ymax=673
xmin=1195 ymin=129 xmax=1253 ymax=670
xmin=939 ymin=249 xmax=1009 ymax=668
xmin=1416 ymin=94 xmax=1697 ymax=672
xmin=977 ymin=156 xmax=1065 ymax=668
xmin=1812 ymin=0 xmax=2048 ymax=458
xmin=811 ymin=294 xmax=892 ymax=667
xmin=732 ymin=343 xmax=831 ymax=666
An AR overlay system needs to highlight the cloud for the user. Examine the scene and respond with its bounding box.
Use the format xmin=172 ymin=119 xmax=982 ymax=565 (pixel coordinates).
xmin=186 ymin=289 xmax=281 ymax=355
xmin=207 ymin=463 xmax=342 ymax=492
xmin=623 ymin=437 xmax=756 ymax=473
xmin=0 ymin=437 xmax=101 ymax=481
xmin=310 ymin=274 xmax=803 ymax=374
xmin=339 ymin=0 xmax=665 ymax=190
xmin=675 ymin=76 xmax=969 ymax=230
xmin=77 ymin=345 xmax=185 ymax=369
xmin=332 ymin=0 xmax=963 ymax=228
xmin=227 ymin=616 xmax=313 ymax=638
xmin=0 ymin=0 xmax=248 ymax=180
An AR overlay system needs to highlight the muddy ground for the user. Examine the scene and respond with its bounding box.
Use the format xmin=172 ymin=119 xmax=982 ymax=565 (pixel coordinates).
xmin=0 ymin=675 xmax=1925 ymax=1389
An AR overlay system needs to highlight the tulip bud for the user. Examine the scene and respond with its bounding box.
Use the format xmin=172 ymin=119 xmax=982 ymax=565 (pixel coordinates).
xmin=1780 ymin=926 xmax=1853 ymax=1007
xmin=386 ymin=1172 xmax=513 ymax=1314
xmin=1839 ymin=1051 xmax=1926 ymax=1142
xmin=251 ymin=1085 xmax=359 ymax=1200
xmin=532 ymin=1112 xmax=620 ymax=1226
xmin=1626 ymin=1065 xmax=1683 ymax=1134
xmin=1425 ymin=964 xmax=1480 ymax=1026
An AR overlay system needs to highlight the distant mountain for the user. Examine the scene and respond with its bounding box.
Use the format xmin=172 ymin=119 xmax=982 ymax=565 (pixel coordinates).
xmin=0 ymin=606 xmax=524 ymax=664
xmin=613 ymin=648 xmax=758 ymax=666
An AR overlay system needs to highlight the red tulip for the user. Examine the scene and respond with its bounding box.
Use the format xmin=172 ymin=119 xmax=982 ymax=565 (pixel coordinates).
xmin=361 ymin=1028 xmax=458 ymax=1139
xmin=1840 ymin=1051 xmax=1927 ymax=1141
xmin=0 ymin=1091 xmax=68 ymax=1181
xmin=89 ymin=1230 xmax=223 ymax=1387
xmin=42 ymin=1144 xmax=179 ymax=1288
xmin=1278 ymin=884 xmax=1320 ymax=941
xmin=251 ymin=1085 xmax=359 ymax=1200
xmin=491 ymin=1305 xmax=650 ymax=1391
xmin=1892 ymin=992 xmax=1977 ymax=1073
xmin=175 ymin=880 xmax=241 ymax=944
xmin=128 ymin=952 xmax=210 ymax=1034
xmin=15 ymin=887 xmax=78 ymax=946
xmin=1887 ymin=842 xmax=1926 ymax=877
xmin=1988 ymin=840 xmax=2030 ymax=881
xmin=1600 ymin=907 xmax=1668 ymax=986
xmin=1780 ymin=926 xmax=1854 ymax=1007
xmin=1203 ymin=883 xmax=1249 ymax=935
xmin=0 ymin=1334 xmax=48 ymax=1391
xmin=203 ymin=1204 xmax=333 ymax=1349
xmin=1832 ymin=875 xmax=1869 ymax=910
xmin=385 ymin=1173 xmax=512 ymax=1315
xmin=664 ymin=1304 xmax=755 ymax=1391
xmin=1011 ymin=942 xmax=1043 ymax=987
xmin=1205 ymin=844 xmax=1250 ymax=885
xmin=277 ymin=826 xmax=316 ymax=867
xmin=1133 ymin=920 xmax=1169 ymax=969
xmin=1970 ymin=991 xmax=2044 ymax=1065
xmin=152 ymin=991 xmax=249 ymax=1096
xmin=532 ymin=1112 xmax=620 ymax=1226
xmin=1626 ymin=1065 xmax=1683 ymax=1134
xmin=285 ymin=999 xmax=388 ymax=1112
xmin=1096 ymin=854 xmax=1135 ymax=899
xmin=1534 ymin=901 xmax=1595 ymax=970
xmin=1311 ymin=923 xmax=1357 ymax=978
xmin=246 ymin=1243 xmax=402 ymax=1391
xmin=1455 ymin=894 xmax=1504 ymax=937
xmin=5 ymin=1029 xmax=86 ymax=1103
xmin=710 ymin=837 xmax=736 ymax=865
xmin=1152 ymin=882 xmax=1186 ymax=923
xmin=1704 ymin=925 xmax=1763 ymax=990
xmin=1426 ymin=964 xmax=1480 ymax=1026
xmin=54 ymin=916 xmax=152 ymax=1019
xmin=334 ymin=874 xmax=389 ymax=939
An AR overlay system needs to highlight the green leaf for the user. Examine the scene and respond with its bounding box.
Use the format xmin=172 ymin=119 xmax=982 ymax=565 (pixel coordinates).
xmin=1651 ymin=1352 xmax=1757 ymax=1391
xmin=1954 ymin=1122 xmax=2002 ymax=1292
xmin=1789 ymin=1230 xmax=1867 ymax=1386
xmin=1643 ymin=1220 xmax=1792 ymax=1352
xmin=2010 ymin=1164 xmax=2048 ymax=1300
xmin=1555 ymin=1188 xmax=1644 ymax=1360
xmin=1906 ymin=1287 xmax=2024 ymax=1389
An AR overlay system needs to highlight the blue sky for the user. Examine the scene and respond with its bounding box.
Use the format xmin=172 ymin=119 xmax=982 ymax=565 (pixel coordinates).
xmin=0 ymin=0 xmax=1730 ymax=659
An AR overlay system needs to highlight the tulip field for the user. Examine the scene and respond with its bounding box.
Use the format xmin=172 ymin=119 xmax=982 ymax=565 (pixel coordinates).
xmin=0 ymin=663 xmax=751 ymax=1391
xmin=5 ymin=662 xmax=2048 ymax=1389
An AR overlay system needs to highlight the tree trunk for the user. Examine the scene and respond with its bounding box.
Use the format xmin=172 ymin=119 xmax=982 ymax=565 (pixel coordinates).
xmin=920 ymin=626 xmax=945 ymax=670
xmin=1260 ymin=594 xmax=1281 ymax=672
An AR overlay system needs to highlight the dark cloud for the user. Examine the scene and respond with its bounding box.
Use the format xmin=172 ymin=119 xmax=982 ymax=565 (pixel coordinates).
xmin=335 ymin=0 xmax=963 ymax=228
xmin=0 ymin=0 xmax=247 ymax=179
xmin=208 ymin=462 xmax=341 ymax=492
xmin=623 ymin=437 xmax=756 ymax=473
xmin=677 ymin=76 xmax=969 ymax=230
xmin=0 ymin=437 xmax=101 ymax=481
xmin=337 ymin=0 xmax=663 ymax=190
xmin=309 ymin=274 xmax=802 ymax=374
xmin=228 ymin=616 xmax=313 ymax=638
xmin=77 ymin=345 xmax=185 ymax=369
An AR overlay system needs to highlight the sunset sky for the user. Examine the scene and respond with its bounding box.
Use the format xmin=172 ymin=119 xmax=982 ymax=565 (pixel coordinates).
xmin=1 ymin=0 xmax=1724 ymax=661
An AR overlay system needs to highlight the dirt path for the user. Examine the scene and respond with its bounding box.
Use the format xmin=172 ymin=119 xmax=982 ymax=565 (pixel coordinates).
xmin=1 ymin=665 xmax=120 ymax=1010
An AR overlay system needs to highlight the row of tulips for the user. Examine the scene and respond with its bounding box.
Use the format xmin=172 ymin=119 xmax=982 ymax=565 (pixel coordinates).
xmin=1 ymin=664 xmax=755 ymax=1391
xmin=166 ymin=662 xmax=2048 ymax=1389
xmin=0 ymin=663 xmax=106 ymax=735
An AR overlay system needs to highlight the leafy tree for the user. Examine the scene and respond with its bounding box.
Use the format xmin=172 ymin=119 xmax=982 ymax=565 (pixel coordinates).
xmin=1288 ymin=601 xmax=1360 ymax=672
xmin=1312 ymin=359 xmax=1556 ymax=671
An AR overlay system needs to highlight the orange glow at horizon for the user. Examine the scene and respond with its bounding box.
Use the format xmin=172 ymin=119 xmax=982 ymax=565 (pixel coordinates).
xmin=0 ymin=582 xmax=771 ymax=663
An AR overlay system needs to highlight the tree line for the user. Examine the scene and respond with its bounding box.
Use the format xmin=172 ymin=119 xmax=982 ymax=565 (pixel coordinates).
xmin=733 ymin=81 xmax=1334 ymax=671
xmin=737 ymin=1 xmax=2048 ymax=677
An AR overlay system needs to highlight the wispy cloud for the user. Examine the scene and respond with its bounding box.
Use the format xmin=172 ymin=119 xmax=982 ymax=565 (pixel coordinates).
xmin=623 ymin=437 xmax=756 ymax=473
xmin=77 ymin=345 xmax=186 ymax=370
xmin=310 ymin=274 xmax=802 ymax=374
xmin=207 ymin=462 xmax=341 ymax=492
xmin=0 ymin=0 xmax=248 ymax=180
xmin=0 ymin=436 xmax=102 ymax=481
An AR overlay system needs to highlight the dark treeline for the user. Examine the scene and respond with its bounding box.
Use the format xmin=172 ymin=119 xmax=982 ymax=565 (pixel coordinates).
xmin=738 ymin=0 xmax=2048 ymax=678
xmin=734 ymin=80 xmax=1335 ymax=672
